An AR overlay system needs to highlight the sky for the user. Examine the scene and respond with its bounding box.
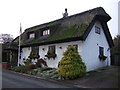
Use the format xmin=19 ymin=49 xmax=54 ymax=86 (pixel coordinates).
xmin=0 ymin=0 xmax=119 ymax=39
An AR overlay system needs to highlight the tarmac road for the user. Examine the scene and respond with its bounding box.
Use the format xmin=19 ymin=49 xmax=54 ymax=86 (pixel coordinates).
xmin=2 ymin=69 xmax=72 ymax=88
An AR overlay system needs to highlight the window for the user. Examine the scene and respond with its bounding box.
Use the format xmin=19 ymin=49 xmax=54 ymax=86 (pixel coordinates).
xmin=95 ymin=26 xmax=100 ymax=34
xmin=31 ymin=46 xmax=39 ymax=59
xmin=73 ymin=45 xmax=78 ymax=51
xmin=31 ymin=46 xmax=39 ymax=54
xmin=43 ymin=29 xmax=50 ymax=36
xmin=68 ymin=45 xmax=78 ymax=51
xmin=29 ymin=33 xmax=35 ymax=39
xmin=48 ymin=45 xmax=55 ymax=53
xmin=99 ymin=46 xmax=104 ymax=56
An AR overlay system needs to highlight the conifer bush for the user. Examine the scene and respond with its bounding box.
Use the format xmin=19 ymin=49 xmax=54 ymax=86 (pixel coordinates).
xmin=58 ymin=46 xmax=86 ymax=79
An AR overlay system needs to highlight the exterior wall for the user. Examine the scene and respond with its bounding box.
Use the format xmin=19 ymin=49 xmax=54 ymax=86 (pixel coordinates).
xmin=20 ymin=47 xmax=31 ymax=65
xmin=81 ymin=21 xmax=110 ymax=71
xmin=39 ymin=41 xmax=82 ymax=68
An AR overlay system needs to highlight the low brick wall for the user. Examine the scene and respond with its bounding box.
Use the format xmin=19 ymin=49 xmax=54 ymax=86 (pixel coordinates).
xmin=2 ymin=62 xmax=9 ymax=69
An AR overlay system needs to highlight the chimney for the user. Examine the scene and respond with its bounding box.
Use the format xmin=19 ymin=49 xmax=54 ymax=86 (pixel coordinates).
xmin=63 ymin=8 xmax=68 ymax=18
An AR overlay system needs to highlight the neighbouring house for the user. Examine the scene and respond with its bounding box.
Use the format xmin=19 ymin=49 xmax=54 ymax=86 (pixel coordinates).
xmin=9 ymin=7 xmax=114 ymax=71
xmin=2 ymin=37 xmax=18 ymax=68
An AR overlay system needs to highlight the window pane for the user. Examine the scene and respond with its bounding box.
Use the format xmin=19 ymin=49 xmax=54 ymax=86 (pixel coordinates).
xmin=29 ymin=33 xmax=35 ymax=39
xmin=43 ymin=29 xmax=50 ymax=36
xmin=43 ymin=31 xmax=45 ymax=36
xmin=48 ymin=29 xmax=50 ymax=35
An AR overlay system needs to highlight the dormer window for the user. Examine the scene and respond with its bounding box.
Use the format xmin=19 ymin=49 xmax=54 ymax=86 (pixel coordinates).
xmin=43 ymin=29 xmax=50 ymax=36
xmin=29 ymin=33 xmax=35 ymax=39
xmin=95 ymin=26 xmax=100 ymax=34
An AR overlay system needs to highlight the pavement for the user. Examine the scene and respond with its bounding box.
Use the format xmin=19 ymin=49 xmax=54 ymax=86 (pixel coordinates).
xmin=2 ymin=65 xmax=120 ymax=89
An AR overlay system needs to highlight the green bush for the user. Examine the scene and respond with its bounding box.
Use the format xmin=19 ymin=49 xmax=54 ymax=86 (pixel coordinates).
xmin=58 ymin=46 xmax=86 ymax=79
xmin=11 ymin=65 xmax=30 ymax=73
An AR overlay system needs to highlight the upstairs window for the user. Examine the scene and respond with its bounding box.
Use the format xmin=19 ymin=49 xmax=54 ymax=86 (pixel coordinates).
xmin=95 ymin=26 xmax=100 ymax=34
xmin=43 ymin=29 xmax=50 ymax=36
xmin=29 ymin=33 xmax=35 ymax=39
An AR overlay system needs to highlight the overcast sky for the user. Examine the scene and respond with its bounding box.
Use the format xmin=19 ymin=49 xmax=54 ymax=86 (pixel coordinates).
xmin=0 ymin=0 xmax=119 ymax=39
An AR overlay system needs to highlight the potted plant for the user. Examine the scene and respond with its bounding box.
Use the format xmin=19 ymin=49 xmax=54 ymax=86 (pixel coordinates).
xmin=28 ymin=51 xmax=40 ymax=59
xmin=99 ymin=55 xmax=107 ymax=60
xmin=45 ymin=51 xmax=57 ymax=59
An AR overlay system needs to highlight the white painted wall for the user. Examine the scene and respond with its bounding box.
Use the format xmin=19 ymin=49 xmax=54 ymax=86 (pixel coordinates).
xmin=81 ymin=21 xmax=110 ymax=71
xmin=20 ymin=21 xmax=111 ymax=71
xmin=39 ymin=41 xmax=82 ymax=68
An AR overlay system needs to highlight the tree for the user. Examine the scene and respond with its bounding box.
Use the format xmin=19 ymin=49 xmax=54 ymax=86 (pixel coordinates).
xmin=111 ymin=35 xmax=120 ymax=65
xmin=111 ymin=35 xmax=120 ymax=54
xmin=0 ymin=34 xmax=13 ymax=43
xmin=58 ymin=46 xmax=86 ymax=79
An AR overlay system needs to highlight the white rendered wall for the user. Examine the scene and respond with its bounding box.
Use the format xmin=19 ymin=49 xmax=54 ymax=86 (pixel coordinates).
xmin=81 ymin=21 xmax=110 ymax=71
xmin=39 ymin=41 xmax=82 ymax=68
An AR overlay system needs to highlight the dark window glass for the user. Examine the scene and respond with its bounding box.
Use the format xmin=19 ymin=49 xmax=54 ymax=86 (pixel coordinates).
xmin=31 ymin=46 xmax=39 ymax=55
xmin=99 ymin=46 xmax=104 ymax=56
xmin=73 ymin=45 xmax=78 ymax=51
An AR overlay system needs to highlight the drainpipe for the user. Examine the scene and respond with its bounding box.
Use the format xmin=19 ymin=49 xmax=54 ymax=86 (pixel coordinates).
xmin=107 ymin=48 xmax=110 ymax=66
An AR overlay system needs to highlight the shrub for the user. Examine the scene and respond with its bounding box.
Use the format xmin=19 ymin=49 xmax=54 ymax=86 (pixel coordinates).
xmin=11 ymin=65 xmax=30 ymax=73
xmin=40 ymin=67 xmax=53 ymax=72
xmin=58 ymin=46 xmax=86 ymax=79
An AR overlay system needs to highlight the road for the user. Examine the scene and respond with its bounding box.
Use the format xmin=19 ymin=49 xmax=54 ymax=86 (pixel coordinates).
xmin=2 ymin=69 xmax=72 ymax=88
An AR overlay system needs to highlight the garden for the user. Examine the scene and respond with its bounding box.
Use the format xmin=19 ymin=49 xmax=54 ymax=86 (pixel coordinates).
xmin=9 ymin=46 xmax=86 ymax=80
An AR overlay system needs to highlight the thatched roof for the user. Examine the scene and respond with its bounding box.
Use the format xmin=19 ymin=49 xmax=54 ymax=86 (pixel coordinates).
xmin=11 ymin=7 xmax=114 ymax=48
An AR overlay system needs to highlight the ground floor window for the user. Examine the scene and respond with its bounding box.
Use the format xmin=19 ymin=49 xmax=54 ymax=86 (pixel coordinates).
xmin=68 ymin=44 xmax=78 ymax=51
xmin=48 ymin=45 xmax=56 ymax=53
xmin=99 ymin=46 xmax=104 ymax=56
xmin=29 ymin=46 xmax=39 ymax=59
xmin=99 ymin=46 xmax=107 ymax=60
xmin=45 ymin=45 xmax=56 ymax=59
